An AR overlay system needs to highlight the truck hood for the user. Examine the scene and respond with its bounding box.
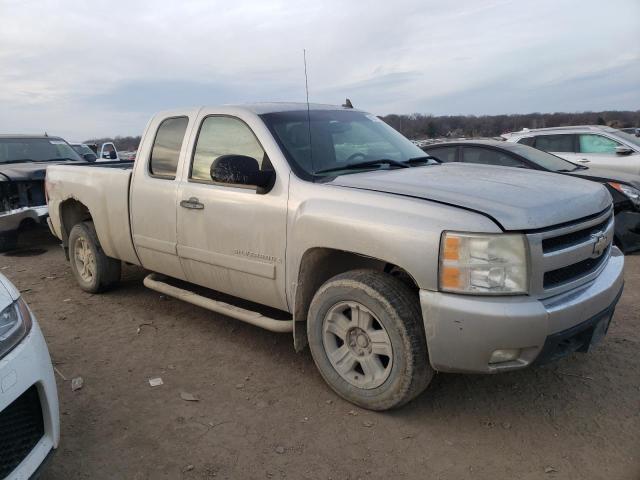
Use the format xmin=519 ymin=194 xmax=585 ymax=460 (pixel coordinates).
xmin=0 ymin=160 xmax=84 ymax=182
xmin=329 ymin=163 xmax=612 ymax=231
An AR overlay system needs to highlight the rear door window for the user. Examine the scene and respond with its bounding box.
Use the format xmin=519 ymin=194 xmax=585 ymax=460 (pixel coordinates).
xmin=461 ymin=147 xmax=527 ymax=167
xmin=534 ymin=134 xmax=575 ymax=153
xmin=517 ymin=137 xmax=535 ymax=146
xmin=578 ymin=134 xmax=621 ymax=154
xmin=149 ymin=117 xmax=189 ymax=179
xmin=427 ymin=146 xmax=457 ymax=163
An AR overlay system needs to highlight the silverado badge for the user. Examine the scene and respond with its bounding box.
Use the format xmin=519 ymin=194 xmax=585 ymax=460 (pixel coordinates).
xmin=591 ymin=232 xmax=608 ymax=258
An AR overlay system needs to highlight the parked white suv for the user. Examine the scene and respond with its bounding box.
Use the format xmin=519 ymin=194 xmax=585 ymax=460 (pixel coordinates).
xmin=503 ymin=125 xmax=640 ymax=175
xmin=0 ymin=273 xmax=59 ymax=478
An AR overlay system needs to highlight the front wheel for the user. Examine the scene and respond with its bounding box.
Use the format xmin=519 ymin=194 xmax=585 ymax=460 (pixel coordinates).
xmin=307 ymin=270 xmax=433 ymax=410
xmin=68 ymin=221 xmax=121 ymax=293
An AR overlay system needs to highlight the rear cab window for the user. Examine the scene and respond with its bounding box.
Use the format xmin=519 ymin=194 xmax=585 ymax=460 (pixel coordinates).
xmin=149 ymin=117 xmax=189 ymax=179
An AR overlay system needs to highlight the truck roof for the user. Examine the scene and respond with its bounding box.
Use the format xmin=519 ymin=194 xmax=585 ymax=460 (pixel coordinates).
xmin=155 ymin=102 xmax=361 ymax=118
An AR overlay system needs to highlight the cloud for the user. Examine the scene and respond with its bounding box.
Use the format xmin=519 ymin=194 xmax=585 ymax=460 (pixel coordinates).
xmin=0 ymin=0 xmax=638 ymax=138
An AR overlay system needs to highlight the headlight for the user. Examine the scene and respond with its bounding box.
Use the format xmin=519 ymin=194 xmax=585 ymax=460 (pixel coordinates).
xmin=439 ymin=232 xmax=529 ymax=295
xmin=0 ymin=298 xmax=32 ymax=359
xmin=608 ymin=182 xmax=640 ymax=209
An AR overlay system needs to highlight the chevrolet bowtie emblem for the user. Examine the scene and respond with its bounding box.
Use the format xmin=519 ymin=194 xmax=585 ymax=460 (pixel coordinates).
xmin=591 ymin=232 xmax=608 ymax=258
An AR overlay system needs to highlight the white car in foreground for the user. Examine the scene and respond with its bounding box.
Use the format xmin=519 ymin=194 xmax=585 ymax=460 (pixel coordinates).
xmin=0 ymin=274 xmax=59 ymax=479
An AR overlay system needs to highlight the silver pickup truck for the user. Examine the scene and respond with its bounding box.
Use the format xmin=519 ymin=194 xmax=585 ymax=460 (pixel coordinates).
xmin=45 ymin=103 xmax=624 ymax=410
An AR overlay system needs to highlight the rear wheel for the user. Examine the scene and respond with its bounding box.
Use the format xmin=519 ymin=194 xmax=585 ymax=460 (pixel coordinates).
xmin=307 ymin=269 xmax=433 ymax=410
xmin=68 ymin=221 xmax=121 ymax=293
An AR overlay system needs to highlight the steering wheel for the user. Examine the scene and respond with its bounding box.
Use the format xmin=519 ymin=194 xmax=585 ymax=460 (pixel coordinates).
xmin=346 ymin=152 xmax=367 ymax=162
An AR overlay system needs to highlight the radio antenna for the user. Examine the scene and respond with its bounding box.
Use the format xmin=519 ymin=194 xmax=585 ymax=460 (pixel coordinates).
xmin=303 ymin=49 xmax=314 ymax=174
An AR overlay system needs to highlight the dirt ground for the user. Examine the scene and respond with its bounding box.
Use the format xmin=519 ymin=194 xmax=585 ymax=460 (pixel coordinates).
xmin=2 ymin=229 xmax=638 ymax=480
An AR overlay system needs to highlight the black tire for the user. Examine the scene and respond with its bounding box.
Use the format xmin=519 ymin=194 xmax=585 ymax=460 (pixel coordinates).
xmin=68 ymin=221 xmax=121 ymax=293
xmin=307 ymin=269 xmax=433 ymax=411
xmin=0 ymin=231 xmax=19 ymax=253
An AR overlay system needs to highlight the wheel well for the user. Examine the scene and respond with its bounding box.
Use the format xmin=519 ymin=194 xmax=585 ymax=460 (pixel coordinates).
xmin=59 ymin=199 xmax=92 ymax=249
xmin=292 ymin=247 xmax=418 ymax=351
xmin=17 ymin=217 xmax=37 ymax=231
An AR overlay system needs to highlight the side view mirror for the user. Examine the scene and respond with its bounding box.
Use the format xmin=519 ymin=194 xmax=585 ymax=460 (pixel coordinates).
xmin=615 ymin=146 xmax=634 ymax=156
xmin=109 ymin=150 xmax=117 ymax=160
xmin=83 ymin=152 xmax=97 ymax=162
xmin=210 ymin=155 xmax=275 ymax=193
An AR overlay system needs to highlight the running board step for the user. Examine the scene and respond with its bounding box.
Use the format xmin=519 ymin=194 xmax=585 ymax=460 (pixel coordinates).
xmin=143 ymin=273 xmax=293 ymax=333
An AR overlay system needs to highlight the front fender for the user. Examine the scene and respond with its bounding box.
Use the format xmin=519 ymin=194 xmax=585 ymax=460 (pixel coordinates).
xmin=285 ymin=178 xmax=501 ymax=308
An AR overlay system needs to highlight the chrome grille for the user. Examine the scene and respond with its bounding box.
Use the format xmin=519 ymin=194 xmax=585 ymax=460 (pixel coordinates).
xmin=527 ymin=207 xmax=614 ymax=298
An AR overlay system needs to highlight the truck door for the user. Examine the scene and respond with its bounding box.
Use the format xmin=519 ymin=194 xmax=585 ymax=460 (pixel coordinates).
xmin=176 ymin=114 xmax=289 ymax=311
xmin=130 ymin=115 xmax=192 ymax=280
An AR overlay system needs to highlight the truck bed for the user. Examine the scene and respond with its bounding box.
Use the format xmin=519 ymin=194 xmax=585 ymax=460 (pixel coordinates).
xmin=46 ymin=163 xmax=140 ymax=265
xmin=64 ymin=160 xmax=134 ymax=169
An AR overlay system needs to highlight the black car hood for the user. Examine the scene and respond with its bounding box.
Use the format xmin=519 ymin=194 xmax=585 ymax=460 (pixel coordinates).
xmin=0 ymin=161 xmax=83 ymax=181
xmin=567 ymin=167 xmax=640 ymax=189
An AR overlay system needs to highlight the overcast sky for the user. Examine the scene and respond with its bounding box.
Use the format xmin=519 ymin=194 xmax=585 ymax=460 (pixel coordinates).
xmin=1 ymin=0 xmax=638 ymax=140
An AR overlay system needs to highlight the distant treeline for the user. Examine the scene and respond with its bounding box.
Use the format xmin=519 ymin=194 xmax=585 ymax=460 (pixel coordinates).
xmin=86 ymin=110 xmax=640 ymax=148
xmin=381 ymin=110 xmax=640 ymax=139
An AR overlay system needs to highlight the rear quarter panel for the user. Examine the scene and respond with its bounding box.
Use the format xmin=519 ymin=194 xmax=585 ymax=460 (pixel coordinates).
xmin=46 ymin=165 xmax=140 ymax=265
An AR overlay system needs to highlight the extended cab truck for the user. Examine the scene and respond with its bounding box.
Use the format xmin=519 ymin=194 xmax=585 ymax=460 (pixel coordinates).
xmin=45 ymin=104 xmax=625 ymax=410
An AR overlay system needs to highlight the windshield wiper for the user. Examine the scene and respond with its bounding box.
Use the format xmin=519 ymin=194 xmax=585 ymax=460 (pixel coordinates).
xmin=315 ymin=159 xmax=409 ymax=174
xmin=1 ymin=159 xmax=35 ymax=164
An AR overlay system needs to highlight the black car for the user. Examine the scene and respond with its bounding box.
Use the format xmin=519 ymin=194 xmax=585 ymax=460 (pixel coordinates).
xmin=423 ymin=140 xmax=640 ymax=254
xmin=0 ymin=135 xmax=87 ymax=251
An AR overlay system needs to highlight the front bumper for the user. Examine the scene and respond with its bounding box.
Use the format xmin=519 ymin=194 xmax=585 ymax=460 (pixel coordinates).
xmin=0 ymin=206 xmax=48 ymax=234
xmin=420 ymin=247 xmax=625 ymax=373
xmin=0 ymin=317 xmax=59 ymax=480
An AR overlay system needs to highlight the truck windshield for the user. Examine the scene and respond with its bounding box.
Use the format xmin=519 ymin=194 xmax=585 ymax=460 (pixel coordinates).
xmin=260 ymin=110 xmax=428 ymax=179
xmin=0 ymin=138 xmax=84 ymax=163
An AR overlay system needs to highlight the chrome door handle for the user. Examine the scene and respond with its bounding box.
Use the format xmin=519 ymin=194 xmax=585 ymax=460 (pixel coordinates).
xmin=578 ymin=159 xmax=590 ymax=163
xmin=180 ymin=197 xmax=204 ymax=209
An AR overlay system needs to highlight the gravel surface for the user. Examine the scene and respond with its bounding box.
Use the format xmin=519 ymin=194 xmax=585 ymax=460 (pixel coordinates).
xmin=2 ymin=230 xmax=638 ymax=480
